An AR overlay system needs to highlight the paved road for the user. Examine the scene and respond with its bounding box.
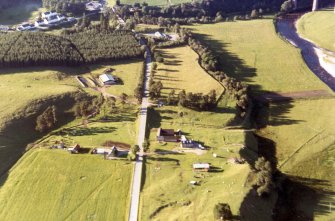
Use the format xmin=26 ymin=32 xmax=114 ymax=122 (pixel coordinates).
xmin=276 ymin=15 xmax=335 ymax=91
xmin=128 ymin=46 xmax=151 ymax=221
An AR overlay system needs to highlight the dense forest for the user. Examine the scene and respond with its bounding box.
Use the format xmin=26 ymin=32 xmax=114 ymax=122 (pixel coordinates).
xmin=0 ymin=30 xmax=143 ymax=67
xmin=65 ymin=29 xmax=143 ymax=63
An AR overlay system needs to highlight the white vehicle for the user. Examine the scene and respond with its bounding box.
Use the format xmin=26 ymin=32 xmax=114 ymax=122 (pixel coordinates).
xmin=16 ymin=23 xmax=35 ymax=31
xmin=85 ymin=1 xmax=102 ymax=11
xmin=41 ymin=11 xmax=58 ymax=19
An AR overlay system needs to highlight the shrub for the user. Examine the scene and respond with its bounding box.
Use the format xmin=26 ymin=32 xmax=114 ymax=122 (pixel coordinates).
xmin=213 ymin=203 xmax=232 ymax=220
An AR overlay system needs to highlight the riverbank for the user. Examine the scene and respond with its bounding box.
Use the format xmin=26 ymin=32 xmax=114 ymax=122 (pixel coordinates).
xmin=276 ymin=14 xmax=335 ymax=91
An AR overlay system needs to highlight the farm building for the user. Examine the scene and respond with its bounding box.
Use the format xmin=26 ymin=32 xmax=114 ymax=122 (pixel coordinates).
xmin=92 ymin=146 xmax=118 ymax=157
xmin=193 ymin=163 xmax=210 ymax=172
xmin=85 ymin=1 xmax=103 ymax=11
xmin=156 ymin=128 xmax=181 ymax=142
xmin=16 ymin=23 xmax=35 ymax=31
xmin=154 ymin=31 xmax=168 ymax=39
xmin=68 ymin=144 xmax=81 ymax=154
xmin=180 ymin=135 xmax=204 ymax=149
xmin=99 ymin=74 xmax=117 ymax=85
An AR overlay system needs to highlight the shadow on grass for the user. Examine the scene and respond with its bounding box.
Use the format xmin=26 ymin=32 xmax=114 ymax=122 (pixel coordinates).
xmin=0 ymin=92 xmax=79 ymax=188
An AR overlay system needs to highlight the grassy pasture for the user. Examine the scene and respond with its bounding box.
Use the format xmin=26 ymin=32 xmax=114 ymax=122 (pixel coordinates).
xmin=140 ymin=104 xmax=259 ymax=220
xmin=154 ymin=46 xmax=224 ymax=96
xmin=258 ymin=98 xmax=335 ymax=180
xmin=0 ymin=149 xmax=133 ymax=221
xmin=297 ymin=9 xmax=335 ymax=52
xmin=88 ymin=60 xmax=144 ymax=97
xmin=40 ymin=104 xmax=139 ymax=148
xmin=257 ymin=98 xmax=335 ymax=220
xmin=0 ymin=2 xmax=45 ymax=25
xmin=187 ymin=20 xmax=330 ymax=93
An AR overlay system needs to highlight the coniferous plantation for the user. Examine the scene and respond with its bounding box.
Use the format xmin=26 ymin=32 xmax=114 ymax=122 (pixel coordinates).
xmin=0 ymin=30 xmax=143 ymax=67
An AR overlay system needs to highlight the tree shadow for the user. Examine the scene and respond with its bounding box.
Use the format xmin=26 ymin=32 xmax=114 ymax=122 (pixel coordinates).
xmin=273 ymin=175 xmax=335 ymax=221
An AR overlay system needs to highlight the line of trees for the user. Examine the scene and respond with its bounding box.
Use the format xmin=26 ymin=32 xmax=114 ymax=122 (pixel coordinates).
xmin=177 ymin=27 xmax=249 ymax=116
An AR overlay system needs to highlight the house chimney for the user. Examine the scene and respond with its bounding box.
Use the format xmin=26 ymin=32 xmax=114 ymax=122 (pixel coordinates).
xmin=312 ymin=0 xmax=318 ymax=11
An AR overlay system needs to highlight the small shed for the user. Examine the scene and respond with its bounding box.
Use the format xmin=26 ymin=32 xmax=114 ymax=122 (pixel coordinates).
xmin=193 ymin=163 xmax=210 ymax=172
xmin=99 ymin=74 xmax=117 ymax=85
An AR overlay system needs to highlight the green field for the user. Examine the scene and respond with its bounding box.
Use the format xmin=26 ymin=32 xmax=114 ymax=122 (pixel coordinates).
xmin=0 ymin=2 xmax=45 ymax=25
xmin=40 ymin=104 xmax=139 ymax=148
xmin=257 ymin=98 xmax=335 ymax=220
xmin=155 ymin=46 xmax=224 ymax=96
xmin=187 ymin=20 xmax=330 ymax=93
xmin=0 ymin=67 xmax=81 ymax=176
xmin=0 ymin=149 xmax=133 ymax=221
xmin=140 ymin=103 xmax=259 ymax=220
xmin=88 ymin=60 xmax=144 ymax=98
xmin=297 ymin=9 xmax=335 ymax=52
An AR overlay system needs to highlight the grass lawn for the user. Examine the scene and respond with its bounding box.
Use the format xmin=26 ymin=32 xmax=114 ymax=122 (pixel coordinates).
xmin=139 ymin=100 xmax=259 ymax=220
xmin=297 ymin=8 xmax=335 ymax=52
xmin=88 ymin=60 xmax=144 ymax=97
xmin=155 ymin=46 xmax=224 ymax=96
xmin=187 ymin=20 xmax=331 ymax=94
xmin=0 ymin=2 xmax=45 ymax=25
xmin=0 ymin=149 xmax=133 ymax=221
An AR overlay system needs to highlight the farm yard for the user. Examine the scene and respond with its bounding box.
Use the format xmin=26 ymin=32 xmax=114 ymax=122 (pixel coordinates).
xmin=139 ymin=103 xmax=259 ymax=220
xmin=0 ymin=149 xmax=133 ymax=221
xmin=297 ymin=8 xmax=335 ymax=52
xmin=153 ymin=46 xmax=225 ymax=96
xmin=87 ymin=60 xmax=145 ymax=98
xmin=187 ymin=19 xmax=331 ymax=94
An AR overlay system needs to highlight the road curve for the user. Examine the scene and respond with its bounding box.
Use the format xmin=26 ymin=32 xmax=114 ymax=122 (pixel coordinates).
xmin=276 ymin=15 xmax=335 ymax=91
xmin=128 ymin=46 xmax=151 ymax=221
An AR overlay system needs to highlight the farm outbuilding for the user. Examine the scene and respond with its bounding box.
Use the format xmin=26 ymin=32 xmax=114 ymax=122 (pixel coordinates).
xmin=99 ymin=74 xmax=117 ymax=85
xmin=156 ymin=128 xmax=181 ymax=142
xmin=193 ymin=163 xmax=210 ymax=172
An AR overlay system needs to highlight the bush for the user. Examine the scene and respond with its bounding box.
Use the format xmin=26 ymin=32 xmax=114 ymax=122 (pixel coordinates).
xmin=213 ymin=203 xmax=232 ymax=220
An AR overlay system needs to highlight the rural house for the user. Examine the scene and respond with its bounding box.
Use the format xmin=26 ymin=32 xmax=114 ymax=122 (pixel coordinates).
xmin=99 ymin=74 xmax=117 ymax=85
xmin=193 ymin=163 xmax=210 ymax=172
xmin=156 ymin=128 xmax=181 ymax=142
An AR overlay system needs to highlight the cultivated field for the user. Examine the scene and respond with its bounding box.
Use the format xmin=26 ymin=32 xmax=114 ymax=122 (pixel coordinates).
xmin=187 ymin=19 xmax=330 ymax=93
xmin=297 ymin=8 xmax=335 ymax=52
xmin=154 ymin=46 xmax=224 ymax=96
xmin=0 ymin=149 xmax=133 ymax=221
xmin=140 ymin=104 xmax=259 ymax=220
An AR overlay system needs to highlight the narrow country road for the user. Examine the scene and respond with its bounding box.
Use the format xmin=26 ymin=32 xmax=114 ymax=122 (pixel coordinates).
xmin=128 ymin=45 xmax=151 ymax=221
xmin=276 ymin=15 xmax=335 ymax=91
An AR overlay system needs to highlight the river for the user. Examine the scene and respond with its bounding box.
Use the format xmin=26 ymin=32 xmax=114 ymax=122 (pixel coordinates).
xmin=276 ymin=14 xmax=335 ymax=91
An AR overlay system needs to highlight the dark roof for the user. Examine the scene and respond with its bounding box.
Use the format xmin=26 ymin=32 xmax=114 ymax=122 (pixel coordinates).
xmin=158 ymin=128 xmax=175 ymax=136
